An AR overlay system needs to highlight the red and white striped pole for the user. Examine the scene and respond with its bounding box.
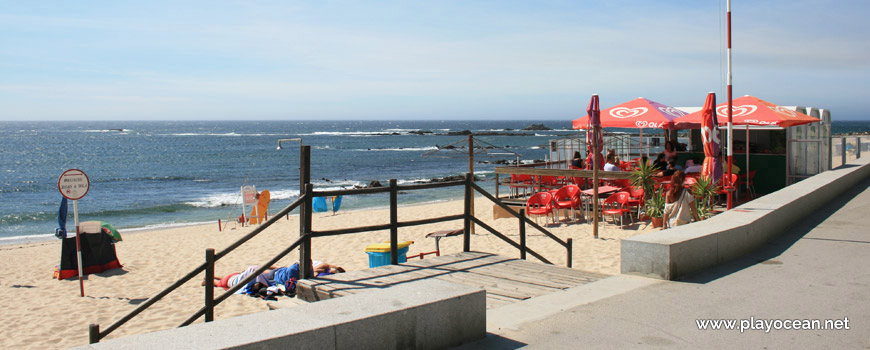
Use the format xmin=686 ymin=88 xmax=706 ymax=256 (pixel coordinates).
xmin=726 ymin=0 xmax=734 ymax=210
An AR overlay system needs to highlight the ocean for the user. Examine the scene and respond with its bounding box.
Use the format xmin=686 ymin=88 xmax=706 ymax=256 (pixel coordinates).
xmin=3 ymin=119 xmax=869 ymax=242
xmin=0 ymin=120 xmax=581 ymax=241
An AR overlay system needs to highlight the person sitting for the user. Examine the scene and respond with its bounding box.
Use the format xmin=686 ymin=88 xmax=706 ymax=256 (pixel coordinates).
xmin=662 ymin=170 xmax=700 ymax=229
xmin=603 ymin=154 xmax=620 ymax=172
xmin=663 ymin=141 xmax=678 ymax=162
xmin=571 ymin=151 xmax=585 ymax=169
xmin=652 ymin=153 xmax=668 ymax=171
xmin=662 ymin=159 xmax=678 ymax=176
xmin=684 ymin=158 xmax=703 ymax=173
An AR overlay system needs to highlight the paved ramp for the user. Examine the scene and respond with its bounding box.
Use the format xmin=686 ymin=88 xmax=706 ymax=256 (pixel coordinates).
xmin=297 ymin=251 xmax=608 ymax=309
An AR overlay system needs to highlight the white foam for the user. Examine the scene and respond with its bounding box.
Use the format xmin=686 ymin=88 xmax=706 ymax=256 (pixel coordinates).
xmin=352 ymin=146 xmax=438 ymax=152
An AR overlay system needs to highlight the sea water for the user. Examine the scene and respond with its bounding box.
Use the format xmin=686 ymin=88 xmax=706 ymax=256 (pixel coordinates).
xmin=3 ymin=119 xmax=868 ymax=241
xmin=0 ymin=120 xmax=579 ymax=240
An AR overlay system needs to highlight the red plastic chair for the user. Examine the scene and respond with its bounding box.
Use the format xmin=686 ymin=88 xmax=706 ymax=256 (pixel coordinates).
xmin=715 ymin=174 xmax=739 ymax=199
xmin=509 ymin=174 xmax=534 ymax=197
xmin=552 ymin=185 xmax=581 ymax=221
xmin=684 ymin=177 xmax=697 ymax=188
xmin=626 ymin=186 xmax=645 ymax=220
xmin=536 ymin=175 xmax=561 ymax=191
xmin=526 ymin=192 xmax=555 ymax=225
xmin=601 ymin=191 xmax=631 ymax=226
xmin=737 ymin=170 xmax=756 ymax=198
xmin=612 ymin=178 xmax=632 ymax=191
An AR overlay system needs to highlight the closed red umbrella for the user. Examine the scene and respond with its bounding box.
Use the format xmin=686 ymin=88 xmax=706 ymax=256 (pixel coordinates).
xmin=587 ymin=94 xmax=602 ymax=239
xmin=700 ymin=92 xmax=723 ymax=183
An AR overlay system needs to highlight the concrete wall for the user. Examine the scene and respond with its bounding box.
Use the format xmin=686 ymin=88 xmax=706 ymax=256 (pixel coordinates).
xmin=76 ymin=279 xmax=485 ymax=350
xmin=622 ymin=156 xmax=870 ymax=280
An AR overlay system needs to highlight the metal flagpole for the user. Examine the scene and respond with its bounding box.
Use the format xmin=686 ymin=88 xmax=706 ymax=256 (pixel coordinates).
xmin=726 ymin=0 xmax=734 ymax=209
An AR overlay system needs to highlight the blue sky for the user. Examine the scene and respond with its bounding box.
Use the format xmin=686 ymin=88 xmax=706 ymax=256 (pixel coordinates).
xmin=1 ymin=1 xmax=868 ymax=121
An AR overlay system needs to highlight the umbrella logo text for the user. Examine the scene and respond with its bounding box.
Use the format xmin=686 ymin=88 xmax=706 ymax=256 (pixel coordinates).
xmin=635 ymin=121 xmax=666 ymax=128
xmin=767 ymin=105 xmax=798 ymax=118
xmin=701 ymin=126 xmax=721 ymax=145
xmin=656 ymin=106 xmax=686 ymax=118
xmin=717 ymin=105 xmax=757 ymax=118
xmin=609 ymin=107 xmax=648 ymax=119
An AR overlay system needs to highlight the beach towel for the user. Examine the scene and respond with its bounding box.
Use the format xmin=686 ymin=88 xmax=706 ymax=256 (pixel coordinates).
xmin=313 ymin=197 xmax=328 ymax=212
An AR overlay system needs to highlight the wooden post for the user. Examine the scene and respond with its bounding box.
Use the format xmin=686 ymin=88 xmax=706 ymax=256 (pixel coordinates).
xmin=463 ymin=173 xmax=472 ymax=252
xmin=299 ymin=146 xmax=312 ymax=279
xmin=519 ymin=209 xmax=527 ymax=260
xmin=390 ymin=179 xmax=399 ymax=265
xmin=566 ymin=238 xmax=573 ymax=268
xmin=217 ymin=219 xmax=221 ymax=232
xmin=205 ymin=248 xmax=214 ymax=322
xmin=300 ymin=145 xmax=310 ymax=199
xmin=300 ymin=183 xmax=313 ymax=279
xmin=89 ymin=324 xmax=100 ymax=344
xmin=468 ymin=135 xmax=476 ymax=234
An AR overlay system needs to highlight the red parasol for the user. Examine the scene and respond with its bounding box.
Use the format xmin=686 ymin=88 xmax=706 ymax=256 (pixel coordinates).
xmin=672 ymin=95 xmax=820 ymax=129
xmin=587 ymin=94 xmax=602 ymax=239
xmin=572 ymin=97 xmax=687 ymax=129
xmin=700 ymin=92 xmax=723 ymax=183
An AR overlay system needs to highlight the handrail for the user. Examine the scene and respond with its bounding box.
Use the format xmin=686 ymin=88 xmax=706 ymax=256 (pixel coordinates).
xmin=470 ymin=181 xmax=568 ymax=247
xmin=180 ymin=234 xmax=307 ymax=326
xmin=311 ymin=180 xmax=464 ymax=197
xmin=468 ymin=174 xmax=573 ymax=267
xmin=311 ymin=214 xmax=465 ymax=238
xmin=90 ymin=196 xmax=306 ymax=343
xmin=90 ymin=173 xmax=571 ymax=343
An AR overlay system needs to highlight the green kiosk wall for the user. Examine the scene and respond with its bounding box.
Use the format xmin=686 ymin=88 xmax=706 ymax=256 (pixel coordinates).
xmin=675 ymin=152 xmax=786 ymax=195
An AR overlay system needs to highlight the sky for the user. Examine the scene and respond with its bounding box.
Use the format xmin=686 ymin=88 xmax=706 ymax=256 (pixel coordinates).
xmin=1 ymin=1 xmax=869 ymax=121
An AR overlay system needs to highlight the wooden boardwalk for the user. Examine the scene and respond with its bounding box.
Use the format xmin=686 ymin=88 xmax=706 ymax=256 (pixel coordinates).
xmin=297 ymin=251 xmax=609 ymax=309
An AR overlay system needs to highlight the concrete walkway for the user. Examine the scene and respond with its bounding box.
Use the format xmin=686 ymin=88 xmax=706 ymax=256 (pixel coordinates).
xmin=460 ymin=177 xmax=870 ymax=349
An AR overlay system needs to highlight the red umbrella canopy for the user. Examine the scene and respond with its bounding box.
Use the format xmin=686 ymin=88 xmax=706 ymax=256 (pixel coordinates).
xmin=572 ymin=97 xmax=687 ymax=129
xmin=672 ymin=95 xmax=820 ymax=129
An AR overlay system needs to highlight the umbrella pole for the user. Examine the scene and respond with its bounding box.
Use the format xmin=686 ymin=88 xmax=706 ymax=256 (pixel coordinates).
xmin=746 ymin=125 xmax=750 ymax=195
xmin=73 ymin=200 xmax=85 ymax=297
xmin=726 ymin=0 xmax=734 ymax=209
xmin=593 ymin=125 xmax=600 ymax=239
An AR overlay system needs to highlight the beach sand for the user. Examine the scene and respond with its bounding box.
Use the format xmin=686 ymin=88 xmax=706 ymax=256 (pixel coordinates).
xmin=0 ymin=196 xmax=654 ymax=349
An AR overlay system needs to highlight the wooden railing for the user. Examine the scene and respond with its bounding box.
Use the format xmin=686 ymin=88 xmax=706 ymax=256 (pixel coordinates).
xmin=89 ymin=195 xmax=307 ymax=343
xmin=88 ymin=173 xmax=573 ymax=344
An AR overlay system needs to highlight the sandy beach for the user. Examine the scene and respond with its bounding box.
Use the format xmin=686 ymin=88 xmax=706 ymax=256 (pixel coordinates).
xmin=1 ymin=196 xmax=654 ymax=349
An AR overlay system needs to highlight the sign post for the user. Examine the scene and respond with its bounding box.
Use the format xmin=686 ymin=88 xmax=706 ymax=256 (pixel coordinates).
xmin=58 ymin=169 xmax=90 ymax=297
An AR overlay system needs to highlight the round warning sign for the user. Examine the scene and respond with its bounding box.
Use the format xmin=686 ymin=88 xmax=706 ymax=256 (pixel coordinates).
xmin=58 ymin=169 xmax=90 ymax=200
